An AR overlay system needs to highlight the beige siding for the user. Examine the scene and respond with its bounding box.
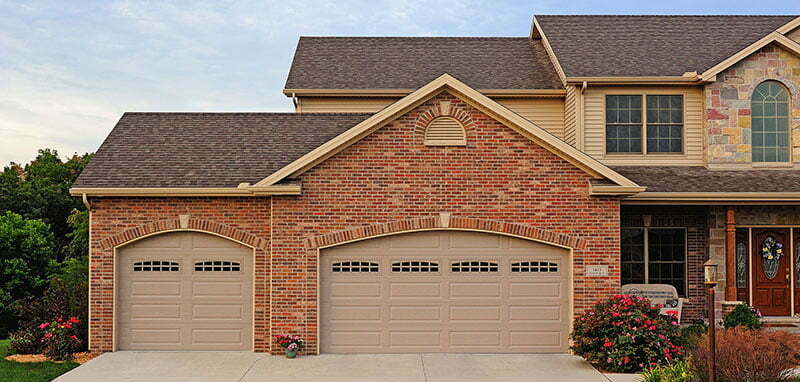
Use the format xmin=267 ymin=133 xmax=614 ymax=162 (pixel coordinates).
xmin=298 ymin=96 xmax=568 ymax=140
xmin=298 ymin=97 xmax=398 ymax=113
xmin=582 ymin=86 xmax=704 ymax=166
xmin=495 ymin=98 xmax=566 ymax=139
xmin=563 ymin=86 xmax=578 ymax=146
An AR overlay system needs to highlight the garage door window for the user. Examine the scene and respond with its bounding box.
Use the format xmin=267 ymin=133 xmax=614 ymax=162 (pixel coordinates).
xmin=331 ymin=261 xmax=379 ymax=273
xmin=392 ymin=261 xmax=438 ymax=272
xmin=511 ymin=261 xmax=558 ymax=273
xmin=451 ymin=261 xmax=498 ymax=273
xmin=194 ymin=260 xmax=241 ymax=272
xmin=133 ymin=261 xmax=179 ymax=272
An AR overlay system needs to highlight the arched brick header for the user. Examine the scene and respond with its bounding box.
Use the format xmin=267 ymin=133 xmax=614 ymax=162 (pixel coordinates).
xmin=303 ymin=215 xmax=587 ymax=250
xmin=99 ymin=217 xmax=268 ymax=250
xmin=413 ymin=98 xmax=475 ymax=136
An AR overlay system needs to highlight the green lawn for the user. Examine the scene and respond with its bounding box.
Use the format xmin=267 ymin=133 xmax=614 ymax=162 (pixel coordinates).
xmin=0 ymin=339 xmax=79 ymax=382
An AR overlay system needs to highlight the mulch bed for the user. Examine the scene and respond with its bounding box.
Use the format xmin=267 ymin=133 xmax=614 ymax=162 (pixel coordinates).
xmin=5 ymin=352 xmax=97 ymax=364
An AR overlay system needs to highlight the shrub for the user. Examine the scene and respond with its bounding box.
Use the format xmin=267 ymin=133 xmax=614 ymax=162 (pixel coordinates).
xmin=8 ymin=327 xmax=43 ymax=354
xmin=570 ymin=294 xmax=684 ymax=373
xmin=13 ymin=277 xmax=88 ymax=351
xmin=40 ymin=317 xmax=82 ymax=361
xmin=679 ymin=322 xmax=708 ymax=350
xmin=641 ymin=360 xmax=698 ymax=382
xmin=691 ymin=327 xmax=799 ymax=382
xmin=722 ymin=304 xmax=762 ymax=330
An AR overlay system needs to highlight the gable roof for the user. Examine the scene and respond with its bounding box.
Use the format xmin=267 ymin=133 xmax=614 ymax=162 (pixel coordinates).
xmin=283 ymin=37 xmax=563 ymax=92
xmin=261 ymin=74 xmax=643 ymax=194
xmin=534 ymin=15 xmax=798 ymax=78
xmin=71 ymin=113 xmax=371 ymax=193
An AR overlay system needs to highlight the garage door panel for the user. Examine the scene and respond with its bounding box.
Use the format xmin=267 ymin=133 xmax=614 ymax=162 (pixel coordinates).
xmin=118 ymin=232 xmax=252 ymax=351
xmin=321 ymin=230 xmax=570 ymax=353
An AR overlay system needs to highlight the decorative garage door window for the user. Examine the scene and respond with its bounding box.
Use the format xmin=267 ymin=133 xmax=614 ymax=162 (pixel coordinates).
xmin=391 ymin=261 xmax=439 ymax=272
xmin=133 ymin=260 xmax=179 ymax=272
xmin=511 ymin=261 xmax=558 ymax=273
xmin=451 ymin=261 xmax=499 ymax=273
xmin=194 ymin=260 xmax=241 ymax=272
xmin=331 ymin=261 xmax=379 ymax=273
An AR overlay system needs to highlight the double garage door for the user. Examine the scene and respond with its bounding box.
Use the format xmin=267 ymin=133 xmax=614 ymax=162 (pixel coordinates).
xmin=321 ymin=230 xmax=570 ymax=353
xmin=117 ymin=232 xmax=252 ymax=350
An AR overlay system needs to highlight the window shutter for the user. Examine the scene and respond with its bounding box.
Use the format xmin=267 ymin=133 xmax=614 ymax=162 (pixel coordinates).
xmin=425 ymin=117 xmax=466 ymax=146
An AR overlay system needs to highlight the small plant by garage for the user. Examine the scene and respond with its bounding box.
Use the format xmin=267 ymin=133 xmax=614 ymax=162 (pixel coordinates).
xmin=39 ymin=317 xmax=82 ymax=361
xmin=274 ymin=335 xmax=304 ymax=358
xmin=570 ymin=294 xmax=684 ymax=373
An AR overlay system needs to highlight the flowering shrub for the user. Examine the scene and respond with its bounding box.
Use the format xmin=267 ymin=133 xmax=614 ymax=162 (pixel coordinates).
xmin=570 ymin=294 xmax=684 ymax=373
xmin=39 ymin=317 xmax=82 ymax=361
xmin=274 ymin=334 xmax=304 ymax=352
xmin=8 ymin=327 xmax=43 ymax=354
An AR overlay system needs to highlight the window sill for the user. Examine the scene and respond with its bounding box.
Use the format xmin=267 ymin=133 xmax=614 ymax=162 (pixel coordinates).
xmin=751 ymin=162 xmax=794 ymax=168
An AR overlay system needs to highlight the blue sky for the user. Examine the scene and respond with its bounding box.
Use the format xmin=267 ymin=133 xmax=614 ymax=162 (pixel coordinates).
xmin=1 ymin=0 xmax=798 ymax=165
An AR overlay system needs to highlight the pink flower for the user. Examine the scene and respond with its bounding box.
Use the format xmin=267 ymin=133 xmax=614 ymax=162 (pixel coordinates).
xmin=38 ymin=322 xmax=50 ymax=329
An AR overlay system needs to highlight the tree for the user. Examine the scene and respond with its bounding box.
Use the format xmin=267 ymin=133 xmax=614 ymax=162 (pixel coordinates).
xmin=0 ymin=149 xmax=91 ymax=260
xmin=0 ymin=211 xmax=55 ymax=336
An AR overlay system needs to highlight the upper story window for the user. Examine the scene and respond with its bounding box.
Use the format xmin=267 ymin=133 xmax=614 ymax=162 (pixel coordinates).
xmin=752 ymin=81 xmax=790 ymax=162
xmin=606 ymin=95 xmax=684 ymax=154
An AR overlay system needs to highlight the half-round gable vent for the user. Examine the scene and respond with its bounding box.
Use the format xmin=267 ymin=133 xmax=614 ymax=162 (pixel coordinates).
xmin=424 ymin=116 xmax=466 ymax=146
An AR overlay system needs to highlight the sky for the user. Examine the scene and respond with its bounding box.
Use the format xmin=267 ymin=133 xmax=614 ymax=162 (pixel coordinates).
xmin=1 ymin=1 xmax=799 ymax=165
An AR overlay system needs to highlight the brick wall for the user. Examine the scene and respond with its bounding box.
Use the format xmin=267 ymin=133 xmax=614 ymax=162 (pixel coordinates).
xmin=270 ymin=92 xmax=621 ymax=354
xmin=705 ymin=43 xmax=800 ymax=165
xmin=87 ymin=197 xmax=271 ymax=352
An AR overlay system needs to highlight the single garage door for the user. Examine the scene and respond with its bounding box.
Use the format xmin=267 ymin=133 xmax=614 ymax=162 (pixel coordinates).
xmin=320 ymin=230 xmax=570 ymax=353
xmin=117 ymin=232 xmax=252 ymax=350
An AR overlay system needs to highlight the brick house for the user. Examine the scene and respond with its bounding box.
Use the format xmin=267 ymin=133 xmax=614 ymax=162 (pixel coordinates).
xmin=71 ymin=15 xmax=800 ymax=355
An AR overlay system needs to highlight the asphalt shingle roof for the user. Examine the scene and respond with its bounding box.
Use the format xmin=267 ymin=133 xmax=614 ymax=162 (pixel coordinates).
xmin=73 ymin=113 xmax=371 ymax=188
xmin=284 ymin=37 xmax=563 ymax=90
xmin=535 ymin=15 xmax=797 ymax=77
xmin=613 ymin=166 xmax=800 ymax=193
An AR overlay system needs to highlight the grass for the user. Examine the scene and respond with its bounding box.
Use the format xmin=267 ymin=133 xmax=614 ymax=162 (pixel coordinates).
xmin=0 ymin=339 xmax=79 ymax=382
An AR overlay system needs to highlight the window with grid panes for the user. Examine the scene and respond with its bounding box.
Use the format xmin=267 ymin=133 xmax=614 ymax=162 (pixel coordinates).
xmin=620 ymin=228 xmax=686 ymax=297
xmin=646 ymin=95 xmax=683 ymax=153
xmin=752 ymin=81 xmax=790 ymax=162
xmin=606 ymin=95 xmax=643 ymax=153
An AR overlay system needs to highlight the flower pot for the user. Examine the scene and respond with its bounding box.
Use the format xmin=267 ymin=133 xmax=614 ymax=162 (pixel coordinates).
xmin=285 ymin=349 xmax=297 ymax=358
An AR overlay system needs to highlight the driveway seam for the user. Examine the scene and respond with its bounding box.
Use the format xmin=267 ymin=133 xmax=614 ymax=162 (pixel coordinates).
xmin=237 ymin=355 xmax=267 ymax=382
xmin=419 ymin=354 xmax=429 ymax=382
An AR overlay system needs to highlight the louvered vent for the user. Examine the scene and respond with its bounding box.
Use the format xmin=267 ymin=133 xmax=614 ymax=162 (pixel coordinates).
xmin=424 ymin=117 xmax=466 ymax=146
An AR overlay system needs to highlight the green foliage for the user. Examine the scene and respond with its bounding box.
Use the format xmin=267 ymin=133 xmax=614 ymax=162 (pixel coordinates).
xmin=679 ymin=322 xmax=708 ymax=350
xmin=0 ymin=339 xmax=79 ymax=382
xmin=62 ymin=209 xmax=89 ymax=261
xmin=0 ymin=149 xmax=91 ymax=259
xmin=0 ymin=211 xmax=55 ymax=336
xmin=570 ymin=294 xmax=685 ymax=373
xmin=641 ymin=360 xmax=697 ymax=382
xmin=722 ymin=304 xmax=762 ymax=330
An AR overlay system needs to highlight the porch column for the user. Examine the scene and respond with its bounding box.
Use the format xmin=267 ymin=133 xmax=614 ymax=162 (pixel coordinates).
xmin=725 ymin=206 xmax=737 ymax=301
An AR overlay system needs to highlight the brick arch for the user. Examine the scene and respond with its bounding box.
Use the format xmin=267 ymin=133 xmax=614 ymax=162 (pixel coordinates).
xmin=303 ymin=215 xmax=587 ymax=250
xmin=100 ymin=217 xmax=268 ymax=250
xmin=413 ymin=98 xmax=475 ymax=136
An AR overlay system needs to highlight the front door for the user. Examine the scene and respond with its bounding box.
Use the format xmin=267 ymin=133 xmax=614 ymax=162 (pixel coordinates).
xmin=751 ymin=229 xmax=791 ymax=316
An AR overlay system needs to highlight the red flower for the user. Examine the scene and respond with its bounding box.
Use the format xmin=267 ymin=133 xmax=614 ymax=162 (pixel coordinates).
xmin=38 ymin=322 xmax=50 ymax=329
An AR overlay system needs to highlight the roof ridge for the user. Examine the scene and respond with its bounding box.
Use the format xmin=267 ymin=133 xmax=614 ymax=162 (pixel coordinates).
xmin=298 ymin=36 xmax=528 ymax=39
xmin=535 ymin=14 xmax=798 ymax=17
xmin=122 ymin=112 xmax=374 ymax=116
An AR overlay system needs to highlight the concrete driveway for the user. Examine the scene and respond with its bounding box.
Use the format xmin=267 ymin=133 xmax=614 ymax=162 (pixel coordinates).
xmin=56 ymin=352 xmax=639 ymax=382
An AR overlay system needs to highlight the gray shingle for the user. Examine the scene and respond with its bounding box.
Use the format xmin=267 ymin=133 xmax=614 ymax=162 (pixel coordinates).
xmin=613 ymin=166 xmax=800 ymax=193
xmin=536 ymin=15 xmax=797 ymax=77
xmin=73 ymin=113 xmax=371 ymax=188
xmin=284 ymin=37 xmax=562 ymax=90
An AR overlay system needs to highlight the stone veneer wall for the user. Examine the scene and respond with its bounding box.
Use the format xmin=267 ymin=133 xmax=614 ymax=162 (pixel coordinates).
xmin=705 ymin=44 xmax=800 ymax=165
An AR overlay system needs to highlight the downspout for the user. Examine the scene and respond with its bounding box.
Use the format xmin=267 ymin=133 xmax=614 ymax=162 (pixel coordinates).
xmin=82 ymin=193 xmax=91 ymax=210
xmin=291 ymin=93 xmax=300 ymax=112
xmin=577 ymin=81 xmax=588 ymax=151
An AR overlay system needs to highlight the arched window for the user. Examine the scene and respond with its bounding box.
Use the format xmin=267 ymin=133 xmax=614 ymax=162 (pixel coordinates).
xmin=752 ymin=81 xmax=790 ymax=162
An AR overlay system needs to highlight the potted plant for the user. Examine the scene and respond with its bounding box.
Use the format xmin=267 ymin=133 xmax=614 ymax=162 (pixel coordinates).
xmin=274 ymin=334 xmax=304 ymax=358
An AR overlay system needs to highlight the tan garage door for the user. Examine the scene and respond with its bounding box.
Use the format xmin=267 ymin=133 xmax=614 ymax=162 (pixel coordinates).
xmin=320 ymin=230 xmax=570 ymax=353
xmin=117 ymin=232 xmax=252 ymax=350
